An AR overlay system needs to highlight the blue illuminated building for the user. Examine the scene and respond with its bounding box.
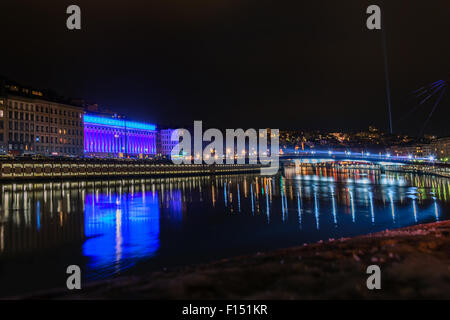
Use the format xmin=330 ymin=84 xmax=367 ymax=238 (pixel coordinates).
xmin=84 ymin=114 xmax=157 ymax=157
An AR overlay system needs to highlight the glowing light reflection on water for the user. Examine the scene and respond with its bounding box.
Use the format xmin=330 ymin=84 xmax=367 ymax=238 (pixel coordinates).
xmin=0 ymin=167 xmax=450 ymax=296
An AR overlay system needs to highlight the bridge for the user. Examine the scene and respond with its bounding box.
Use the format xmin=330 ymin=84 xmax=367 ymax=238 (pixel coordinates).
xmin=280 ymin=151 xmax=450 ymax=179
xmin=280 ymin=150 xmax=436 ymax=165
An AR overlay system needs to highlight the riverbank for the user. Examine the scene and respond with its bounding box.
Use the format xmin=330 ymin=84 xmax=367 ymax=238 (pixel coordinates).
xmin=0 ymin=158 xmax=264 ymax=182
xmin=17 ymin=220 xmax=450 ymax=299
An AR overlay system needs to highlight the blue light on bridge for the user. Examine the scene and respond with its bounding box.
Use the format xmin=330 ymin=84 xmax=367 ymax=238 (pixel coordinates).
xmin=281 ymin=148 xmax=439 ymax=164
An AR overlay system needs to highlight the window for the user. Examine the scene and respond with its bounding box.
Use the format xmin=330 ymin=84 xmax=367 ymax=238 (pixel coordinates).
xmin=0 ymin=110 xmax=3 ymax=117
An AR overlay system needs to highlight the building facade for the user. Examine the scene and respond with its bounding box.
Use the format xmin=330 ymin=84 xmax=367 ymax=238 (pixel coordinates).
xmin=0 ymin=82 xmax=84 ymax=156
xmin=158 ymin=129 xmax=180 ymax=157
xmin=387 ymin=137 xmax=450 ymax=162
xmin=84 ymin=114 xmax=157 ymax=158
xmin=432 ymin=137 xmax=450 ymax=161
xmin=387 ymin=144 xmax=435 ymax=159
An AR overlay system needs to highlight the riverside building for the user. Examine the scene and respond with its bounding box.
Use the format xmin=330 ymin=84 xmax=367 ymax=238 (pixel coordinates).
xmin=0 ymin=78 xmax=84 ymax=156
xmin=83 ymin=114 xmax=157 ymax=158
xmin=158 ymin=128 xmax=180 ymax=158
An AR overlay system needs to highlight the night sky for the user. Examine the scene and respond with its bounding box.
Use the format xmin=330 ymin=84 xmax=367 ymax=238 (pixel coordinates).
xmin=1 ymin=0 xmax=449 ymax=135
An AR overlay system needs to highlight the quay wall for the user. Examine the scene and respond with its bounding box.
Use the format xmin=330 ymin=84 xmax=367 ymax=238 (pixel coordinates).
xmin=0 ymin=159 xmax=264 ymax=182
xmin=383 ymin=164 xmax=450 ymax=179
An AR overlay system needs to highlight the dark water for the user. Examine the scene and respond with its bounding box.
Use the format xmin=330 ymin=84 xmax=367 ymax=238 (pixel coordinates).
xmin=1 ymin=166 xmax=450 ymax=296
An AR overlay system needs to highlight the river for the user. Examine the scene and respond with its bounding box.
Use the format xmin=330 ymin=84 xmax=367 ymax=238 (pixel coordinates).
xmin=0 ymin=165 xmax=449 ymax=296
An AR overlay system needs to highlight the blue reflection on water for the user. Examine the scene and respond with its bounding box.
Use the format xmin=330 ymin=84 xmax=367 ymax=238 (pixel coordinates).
xmin=83 ymin=190 xmax=160 ymax=279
